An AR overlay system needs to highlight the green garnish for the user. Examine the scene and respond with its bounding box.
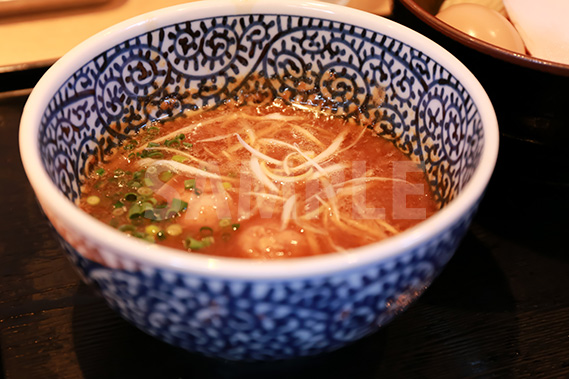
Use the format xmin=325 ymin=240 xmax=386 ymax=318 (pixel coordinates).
xmin=172 ymin=155 xmax=189 ymax=163
xmin=114 ymin=201 xmax=124 ymax=209
xmin=219 ymin=219 xmax=231 ymax=228
xmin=199 ymin=226 xmax=214 ymax=237
xmin=159 ymin=170 xmax=174 ymax=182
xmin=170 ymin=198 xmax=188 ymax=213
xmin=232 ymin=223 xmax=240 ymax=231
xmin=133 ymin=170 xmax=145 ymax=180
xmin=137 ymin=187 xmax=153 ymax=196
xmin=164 ymin=133 xmax=185 ymax=147
xmin=184 ymin=236 xmax=215 ymax=250
xmin=128 ymin=180 xmax=142 ymax=189
xmin=118 ymin=224 xmax=136 ymax=232
xmin=184 ymin=179 xmax=196 ymax=190
xmin=128 ymin=204 xmax=143 ymax=219
xmin=124 ymin=193 xmax=138 ymax=202
xmin=144 ymin=177 xmax=154 ymax=187
xmin=95 ymin=168 xmax=105 ymax=176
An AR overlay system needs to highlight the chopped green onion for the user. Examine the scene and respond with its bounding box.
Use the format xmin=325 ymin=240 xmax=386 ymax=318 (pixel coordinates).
xmin=232 ymin=223 xmax=240 ymax=231
xmin=141 ymin=202 xmax=154 ymax=212
xmin=172 ymin=155 xmax=189 ymax=163
xmin=171 ymin=198 xmax=188 ymax=212
xmin=184 ymin=179 xmax=196 ymax=190
xmin=147 ymin=142 xmax=160 ymax=147
xmin=95 ymin=168 xmax=105 ymax=176
xmin=86 ymin=195 xmax=100 ymax=205
xmin=114 ymin=169 xmax=125 ymax=178
xmin=128 ymin=180 xmax=142 ymax=189
xmin=185 ymin=237 xmax=203 ymax=250
xmin=118 ymin=224 xmax=136 ymax=232
xmin=202 ymin=236 xmax=214 ymax=246
xmin=143 ymin=177 xmax=154 ymax=187
xmin=159 ymin=170 xmax=174 ymax=182
xmin=200 ymin=226 xmax=214 ymax=237
xmin=165 ymin=209 xmax=179 ymax=219
xmin=182 ymin=142 xmax=193 ymax=148
xmin=146 ymin=197 xmax=158 ymax=205
xmin=112 ymin=208 xmax=125 ymax=216
xmin=184 ymin=236 xmax=215 ymax=250
xmin=114 ymin=201 xmax=124 ymax=209
xmin=143 ymin=209 xmax=159 ymax=220
xmin=133 ymin=170 xmax=145 ymax=180
xmin=219 ymin=219 xmax=231 ymax=228
xmin=137 ymin=187 xmax=153 ymax=196
xmin=128 ymin=204 xmax=143 ymax=219
xmin=124 ymin=193 xmax=138 ymax=202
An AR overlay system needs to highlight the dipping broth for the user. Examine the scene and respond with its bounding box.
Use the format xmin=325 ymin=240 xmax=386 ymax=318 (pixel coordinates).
xmin=79 ymin=100 xmax=438 ymax=259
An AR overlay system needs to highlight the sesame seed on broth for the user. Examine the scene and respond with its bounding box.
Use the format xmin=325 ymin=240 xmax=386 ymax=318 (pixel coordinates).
xmin=79 ymin=100 xmax=438 ymax=260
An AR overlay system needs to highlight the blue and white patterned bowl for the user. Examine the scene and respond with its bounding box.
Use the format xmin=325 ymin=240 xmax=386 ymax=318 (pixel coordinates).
xmin=19 ymin=0 xmax=498 ymax=360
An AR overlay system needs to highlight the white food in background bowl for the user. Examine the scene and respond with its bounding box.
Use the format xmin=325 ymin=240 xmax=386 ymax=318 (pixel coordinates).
xmin=436 ymin=3 xmax=525 ymax=54
xmin=503 ymin=0 xmax=569 ymax=65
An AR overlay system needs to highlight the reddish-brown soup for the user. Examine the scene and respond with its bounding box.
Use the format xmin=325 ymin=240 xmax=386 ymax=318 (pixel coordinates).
xmin=79 ymin=100 xmax=438 ymax=259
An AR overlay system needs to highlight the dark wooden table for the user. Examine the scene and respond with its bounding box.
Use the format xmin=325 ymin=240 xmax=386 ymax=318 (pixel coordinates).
xmin=2 ymin=4 xmax=569 ymax=378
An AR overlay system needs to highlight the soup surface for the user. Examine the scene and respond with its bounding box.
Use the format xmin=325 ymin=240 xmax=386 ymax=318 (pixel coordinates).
xmin=79 ymin=100 xmax=438 ymax=259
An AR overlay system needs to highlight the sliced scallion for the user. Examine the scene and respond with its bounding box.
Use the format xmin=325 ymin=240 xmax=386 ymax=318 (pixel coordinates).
xmin=128 ymin=204 xmax=143 ymax=219
xmin=184 ymin=179 xmax=196 ymax=190
xmin=159 ymin=170 xmax=174 ymax=182
xmin=137 ymin=187 xmax=153 ymax=196
xmin=171 ymin=198 xmax=188 ymax=212
xmin=143 ymin=177 xmax=154 ymax=187
xmin=172 ymin=155 xmax=189 ymax=163
xmin=124 ymin=193 xmax=138 ymax=202
xmin=200 ymin=226 xmax=214 ymax=237
xmin=118 ymin=224 xmax=136 ymax=232
xmin=219 ymin=219 xmax=231 ymax=228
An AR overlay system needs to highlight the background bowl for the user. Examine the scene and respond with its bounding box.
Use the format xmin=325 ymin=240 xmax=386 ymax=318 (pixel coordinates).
xmin=19 ymin=0 xmax=498 ymax=360
xmin=396 ymin=0 xmax=569 ymax=186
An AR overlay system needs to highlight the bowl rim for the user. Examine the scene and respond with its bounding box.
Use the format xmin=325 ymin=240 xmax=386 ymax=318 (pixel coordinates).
xmin=19 ymin=0 xmax=499 ymax=280
xmin=398 ymin=0 xmax=569 ymax=77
